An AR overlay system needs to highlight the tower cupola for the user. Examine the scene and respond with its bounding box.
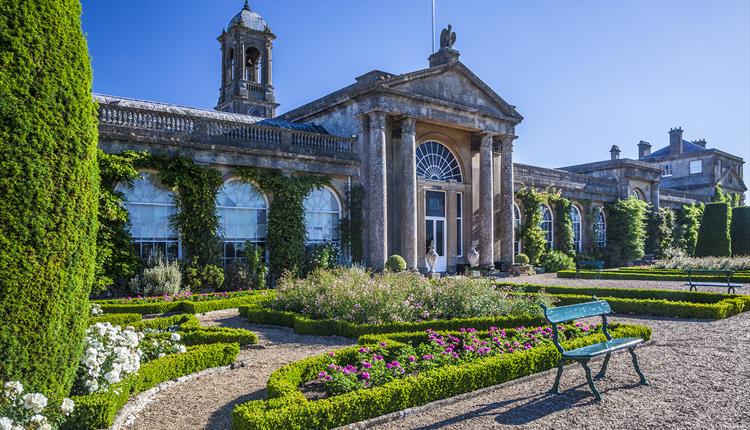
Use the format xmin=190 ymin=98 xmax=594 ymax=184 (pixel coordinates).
xmin=216 ymin=1 xmax=278 ymax=117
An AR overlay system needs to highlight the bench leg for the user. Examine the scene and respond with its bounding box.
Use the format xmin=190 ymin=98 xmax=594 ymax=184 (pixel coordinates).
xmin=595 ymin=353 xmax=611 ymax=380
xmin=580 ymin=360 xmax=602 ymax=402
xmin=628 ymin=347 xmax=648 ymax=385
xmin=689 ymin=285 xmax=696 ymax=292
xmin=550 ymin=357 xmax=565 ymax=394
xmin=729 ymin=287 xmax=735 ymax=295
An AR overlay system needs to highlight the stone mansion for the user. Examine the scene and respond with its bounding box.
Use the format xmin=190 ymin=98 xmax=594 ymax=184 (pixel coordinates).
xmin=97 ymin=2 xmax=746 ymax=273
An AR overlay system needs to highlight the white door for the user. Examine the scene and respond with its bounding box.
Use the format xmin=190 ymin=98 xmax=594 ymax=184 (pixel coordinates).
xmin=425 ymin=191 xmax=447 ymax=272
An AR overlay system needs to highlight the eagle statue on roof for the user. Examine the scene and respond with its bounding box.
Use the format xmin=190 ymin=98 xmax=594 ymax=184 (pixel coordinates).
xmin=439 ymin=24 xmax=456 ymax=49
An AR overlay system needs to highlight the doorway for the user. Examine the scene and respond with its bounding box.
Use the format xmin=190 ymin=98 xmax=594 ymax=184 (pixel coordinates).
xmin=425 ymin=190 xmax=447 ymax=272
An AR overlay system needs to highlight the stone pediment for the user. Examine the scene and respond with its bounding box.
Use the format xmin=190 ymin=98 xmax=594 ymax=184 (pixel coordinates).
xmin=717 ymin=169 xmax=748 ymax=191
xmin=380 ymin=63 xmax=522 ymax=121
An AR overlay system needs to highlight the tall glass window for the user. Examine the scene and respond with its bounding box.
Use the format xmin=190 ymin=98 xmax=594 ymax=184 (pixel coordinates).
xmin=570 ymin=205 xmax=582 ymax=253
xmin=217 ymin=179 xmax=268 ymax=266
xmin=116 ymin=172 xmax=180 ymax=261
xmin=513 ymin=203 xmax=522 ymax=255
xmin=595 ymin=208 xmax=607 ymax=248
xmin=540 ymin=205 xmax=554 ymax=250
xmin=456 ymin=193 xmax=463 ymax=257
xmin=304 ymin=187 xmax=342 ymax=243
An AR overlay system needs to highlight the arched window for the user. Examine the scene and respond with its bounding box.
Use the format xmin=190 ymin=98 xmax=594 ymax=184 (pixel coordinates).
xmin=228 ymin=48 xmax=235 ymax=82
xmin=513 ymin=202 xmax=522 ymax=255
xmin=116 ymin=172 xmax=179 ymax=261
xmin=217 ymin=179 xmax=268 ymax=266
xmin=304 ymin=187 xmax=342 ymax=243
xmin=539 ymin=205 xmax=554 ymax=250
xmin=245 ymin=47 xmax=261 ymax=83
xmin=630 ymin=188 xmax=646 ymax=201
xmin=415 ymin=141 xmax=462 ymax=182
xmin=570 ymin=205 xmax=582 ymax=253
xmin=595 ymin=208 xmax=607 ymax=248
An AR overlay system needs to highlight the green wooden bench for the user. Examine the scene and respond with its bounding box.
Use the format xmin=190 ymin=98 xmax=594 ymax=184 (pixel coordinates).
xmin=541 ymin=299 xmax=648 ymax=402
xmin=685 ymin=269 xmax=744 ymax=294
xmin=575 ymin=260 xmax=605 ymax=279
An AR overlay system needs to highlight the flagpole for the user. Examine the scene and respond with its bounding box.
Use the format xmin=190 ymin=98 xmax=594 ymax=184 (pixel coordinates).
xmin=431 ymin=0 xmax=436 ymax=53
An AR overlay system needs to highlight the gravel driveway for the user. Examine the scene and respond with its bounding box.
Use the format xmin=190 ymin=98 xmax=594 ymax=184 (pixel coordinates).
xmin=500 ymin=272 xmax=700 ymax=291
xmin=371 ymin=312 xmax=750 ymax=430
xmin=119 ymin=309 xmax=354 ymax=430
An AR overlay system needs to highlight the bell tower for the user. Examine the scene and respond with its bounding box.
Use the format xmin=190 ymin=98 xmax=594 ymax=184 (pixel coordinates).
xmin=216 ymin=1 xmax=278 ymax=117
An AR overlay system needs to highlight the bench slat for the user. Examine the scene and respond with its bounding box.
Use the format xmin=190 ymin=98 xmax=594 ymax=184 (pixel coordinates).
xmin=684 ymin=282 xmax=743 ymax=288
xmin=544 ymin=300 xmax=611 ymax=323
xmin=563 ymin=337 xmax=643 ymax=359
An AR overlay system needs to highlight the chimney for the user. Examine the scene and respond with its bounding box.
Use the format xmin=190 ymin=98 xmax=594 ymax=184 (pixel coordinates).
xmin=669 ymin=127 xmax=683 ymax=155
xmin=638 ymin=140 xmax=652 ymax=159
xmin=692 ymin=139 xmax=707 ymax=148
xmin=610 ymin=144 xmax=621 ymax=160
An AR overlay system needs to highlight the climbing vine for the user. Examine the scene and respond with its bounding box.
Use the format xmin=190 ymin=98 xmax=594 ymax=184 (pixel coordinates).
xmin=603 ymin=197 xmax=649 ymax=266
xmin=340 ymin=184 xmax=365 ymax=264
xmin=548 ymin=191 xmax=575 ymax=257
xmin=516 ymin=188 xmax=546 ymax=265
xmin=236 ymin=167 xmax=330 ymax=277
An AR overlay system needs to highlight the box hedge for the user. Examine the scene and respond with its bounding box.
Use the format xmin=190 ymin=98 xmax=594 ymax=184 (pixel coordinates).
xmin=94 ymin=289 xmax=274 ymax=315
xmin=730 ymin=206 xmax=750 ymax=256
xmin=88 ymin=313 xmax=142 ymax=326
xmin=65 ymin=343 xmax=240 ymax=430
xmin=557 ymin=269 xmax=750 ymax=283
xmin=232 ymin=324 xmax=651 ymax=429
xmin=695 ymin=202 xmax=732 ymax=257
xmin=0 ymin=0 xmax=100 ymax=397
xmin=240 ymin=306 xmax=546 ymax=338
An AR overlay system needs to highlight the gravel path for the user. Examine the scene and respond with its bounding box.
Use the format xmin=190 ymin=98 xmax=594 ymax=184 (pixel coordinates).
xmin=500 ymin=273 xmax=698 ymax=291
xmin=120 ymin=309 xmax=355 ymax=430
xmin=372 ymin=311 xmax=750 ymax=430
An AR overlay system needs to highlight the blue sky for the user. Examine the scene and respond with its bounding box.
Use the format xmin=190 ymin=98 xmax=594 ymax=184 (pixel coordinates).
xmin=82 ymin=0 xmax=749 ymax=188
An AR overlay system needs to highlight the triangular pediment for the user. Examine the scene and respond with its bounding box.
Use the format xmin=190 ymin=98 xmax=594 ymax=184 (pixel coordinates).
xmin=718 ymin=169 xmax=748 ymax=191
xmin=381 ymin=63 xmax=522 ymax=120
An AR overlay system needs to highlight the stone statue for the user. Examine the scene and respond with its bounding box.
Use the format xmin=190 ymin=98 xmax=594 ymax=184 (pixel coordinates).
xmin=425 ymin=240 xmax=439 ymax=273
xmin=439 ymin=25 xmax=457 ymax=49
xmin=467 ymin=240 xmax=480 ymax=268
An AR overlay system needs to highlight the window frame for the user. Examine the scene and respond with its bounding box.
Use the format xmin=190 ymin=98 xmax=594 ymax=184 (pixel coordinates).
xmin=539 ymin=204 xmax=554 ymax=250
xmin=304 ymin=186 xmax=343 ymax=245
xmin=689 ymin=160 xmax=702 ymax=175
xmin=570 ymin=204 xmax=582 ymax=253
xmin=216 ymin=178 xmax=269 ymax=267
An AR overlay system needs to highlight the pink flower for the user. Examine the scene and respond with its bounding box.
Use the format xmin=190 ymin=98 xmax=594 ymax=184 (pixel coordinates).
xmin=407 ymin=355 xmax=416 ymax=362
xmin=362 ymin=361 xmax=372 ymax=369
xmin=423 ymin=354 xmax=434 ymax=360
xmin=361 ymin=372 xmax=371 ymax=380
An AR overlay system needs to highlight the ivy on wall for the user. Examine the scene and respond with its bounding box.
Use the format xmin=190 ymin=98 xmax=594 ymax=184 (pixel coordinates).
xmin=340 ymin=184 xmax=365 ymax=264
xmin=95 ymin=150 xmax=145 ymax=294
xmin=516 ymin=188 xmax=546 ymax=265
xmin=645 ymin=207 xmax=675 ymax=259
xmin=236 ymin=168 xmax=330 ymax=277
xmin=603 ymin=197 xmax=649 ymax=266
xmin=548 ymin=192 xmax=575 ymax=257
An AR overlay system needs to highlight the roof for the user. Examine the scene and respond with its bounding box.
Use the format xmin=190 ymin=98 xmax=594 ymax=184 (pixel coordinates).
xmin=228 ymin=1 xmax=269 ymax=32
xmin=643 ymin=140 xmax=707 ymax=158
xmin=257 ymin=118 xmax=329 ymax=134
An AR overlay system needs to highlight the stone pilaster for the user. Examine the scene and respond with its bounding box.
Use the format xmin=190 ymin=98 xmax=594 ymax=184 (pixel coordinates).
xmin=479 ymin=133 xmax=495 ymax=268
xmin=401 ymin=117 xmax=418 ymax=270
xmin=651 ymin=183 xmax=660 ymax=210
xmin=369 ymin=111 xmax=388 ymax=271
xmin=499 ymin=134 xmax=517 ymax=265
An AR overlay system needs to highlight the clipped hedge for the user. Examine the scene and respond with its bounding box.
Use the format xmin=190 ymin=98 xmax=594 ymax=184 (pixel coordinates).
xmin=695 ymin=202 xmax=732 ymax=257
xmin=232 ymin=324 xmax=650 ymax=429
xmin=132 ymin=313 xmax=259 ymax=346
xmin=65 ymin=343 xmax=239 ymax=430
xmin=88 ymin=313 xmax=142 ymax=326
xmin=558 ymin=269 xmax=750 ymax=283
xmin=94 ymin=290 xmax=274 ymax=315
xmin=0 ymin=0 xmax=99 ymax=397
xmin=240 ymin=306 xmax=546 ymax=338
xmin=731 ymin=206 xmax=750 ymax=256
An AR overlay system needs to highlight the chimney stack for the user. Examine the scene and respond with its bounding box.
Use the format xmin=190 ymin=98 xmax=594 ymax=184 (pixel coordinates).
xmin=692 ymin=139 xmax=707 ymax=148
xmin=610 ymin=144 xmax=621 ymax=160
xmin=669 ymin=127 xmax=683 ymax=155
xmin=638 ymin=140 xmax=652 ymax=159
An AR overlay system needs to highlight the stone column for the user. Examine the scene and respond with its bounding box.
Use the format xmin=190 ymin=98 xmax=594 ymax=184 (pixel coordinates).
xmin=401 ymin=117 xmax=418 ymax=270
xmin=499 ymin=134 xmax=517 ymax=266
xmin=264 ymin=42 xmax=273 ymax=86
xmin=479 ymin=133 xmax=495 ymax=268
xmin=369 ymin=111 xmax=388 ymax=271
xmin=651 ymin=183 xmax=660 ymax=210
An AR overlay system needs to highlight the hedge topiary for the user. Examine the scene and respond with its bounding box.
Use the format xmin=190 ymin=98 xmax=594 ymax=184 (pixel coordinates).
xmin=730 ymin=206 xmax=750 ymax=256
xmin=673 ymin=203 xmax=703 ymax=255
xmin=602 ymin=198 xmax=648 ymax=267
xmin=385 ymin=255 xmax=407 ymax=272
xmin=516 ymin=188 xmax=546 ymax=265
xmin=0 ymin=0 xmax=99 ymax=397
xmin=540 ymin=250 xmax=575 ymax=273
xmin=646 ymin=207 xmax=675 ymax=259
xmin=695 ymin=202 xmax=731 ymax=257
xmin=549 ymin=193 xmax=575 ymax=257
xmin=515 ymin=253 xmax=530 ymax=265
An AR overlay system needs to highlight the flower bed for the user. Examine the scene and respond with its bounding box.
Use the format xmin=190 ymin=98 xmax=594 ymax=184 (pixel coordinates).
xmin=232 ymin=323 xmax=651 ymax=429
xmin=92 ymin=289 xmax=274 ymax=315
xmin=558 ymin=269 xmax=750 ymax=283
xmin=653 ymin=255 xmax=750 ymax=272
xmin=502 ymin=283 xmax=750 ymax=319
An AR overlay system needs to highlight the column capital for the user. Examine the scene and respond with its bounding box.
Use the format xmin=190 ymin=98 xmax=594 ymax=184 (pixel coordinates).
xmin=401 ymin=116 xmax=417 ymax=135
xmin=480 ymin=132 xmax=495 ymax=148
xmin=367 ymin=110 xmax=387 ymax=130
xmin=500 ymin=134 xmax=518 ymax=153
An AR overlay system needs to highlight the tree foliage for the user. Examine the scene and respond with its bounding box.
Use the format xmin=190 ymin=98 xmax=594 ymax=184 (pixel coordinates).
xmin=695 ymin=202 xmax=732 ymax=257
xmin=730 ymin=206 xmax=750 ymax=256
xmin=516 ymin=188 xmax=546 ymax=265
xmin=673 ymin=203 xmax=703 ymax=256
xmin=0 ymin=0 xmax=99 ymax=397
xmin=603 ymin=198 xmax=649 ymax=266
xmin=549 ymin=193 xmax=575 ymax=257
xmin=645 ymin=207 xmax=675 ymax=259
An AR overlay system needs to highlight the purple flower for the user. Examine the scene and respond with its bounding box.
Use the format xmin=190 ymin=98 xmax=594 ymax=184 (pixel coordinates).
xmin=358 ymin=347 xmax=370 ymax=354
xmin=318 ymin=371 xmax=328 ymax=378
xmin=361 ymin=372 xmax=371 ymax=380
xmin=328 ymin=351 xmax=335 ymax=357
xmin=423 ymin=354 xmax=434 ymax=360
xmin=379 ymin=341 xmax=388 ymax=347
xmin=362 ymin=361 xmax=372 ymax=369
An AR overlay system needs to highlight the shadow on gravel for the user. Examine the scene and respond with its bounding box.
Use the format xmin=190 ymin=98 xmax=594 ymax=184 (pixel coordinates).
xmin=206 ymin=387 xmax=266 ymax=430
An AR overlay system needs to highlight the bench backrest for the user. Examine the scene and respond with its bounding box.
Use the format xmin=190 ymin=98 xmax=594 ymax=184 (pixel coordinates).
xmin=542 ymin=300 xmax=611 ymax=323
xmin=577 ymin=260 xmax=605 ymax=270
xmin=686 ymin=269 xmax=732 ymax=276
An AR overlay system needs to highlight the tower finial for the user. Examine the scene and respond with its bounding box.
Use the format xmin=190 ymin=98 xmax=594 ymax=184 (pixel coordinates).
xmin=243 ymin=0 xmax=250 ymax=10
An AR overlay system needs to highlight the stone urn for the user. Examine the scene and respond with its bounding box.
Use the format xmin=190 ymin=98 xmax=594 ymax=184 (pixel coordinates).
xmin=425 ymin=241 xmax=439 ymax=276
xmin=467 ymin=240 xmax=481 ymax=277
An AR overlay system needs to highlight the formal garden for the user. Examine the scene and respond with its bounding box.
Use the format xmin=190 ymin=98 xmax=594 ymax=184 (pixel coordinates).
xmin=1 ymin=2 xmax=749 ymax=430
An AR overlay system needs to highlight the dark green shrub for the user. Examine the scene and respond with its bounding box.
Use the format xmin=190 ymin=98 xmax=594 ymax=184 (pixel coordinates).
xmin=184 ymin=258 xmax=225 ymax=292
xmin=603 ymin=198 xmax=649 ymax=266
xmin=673 ymin=204 xmax=703 ymax=256
xmin=88 ymin=313 xmax=142 ymax=326
xmin=549 ymin=193 xmax=575 ymax=257
xmin=515 ymin=253 xmax=530 ymax=265
xmin=731 ymin=206 xmax=750 ymax=256
xmin=695 ymin=202 xmax=731 ymax=257
xmin=303 ymin=242 xmax=340 ymax=275
xmin=516 ymin=188 xmax=546 ymax=265
xmin=646 ymin=207 xmax=675 ymax=258
xmin=0 ymin=0 xmax=99 ymax=397
xmin=540 ymin=250 xmax=575 ymax=273
xmin=385 ymin=255 xmax=407 ymax=272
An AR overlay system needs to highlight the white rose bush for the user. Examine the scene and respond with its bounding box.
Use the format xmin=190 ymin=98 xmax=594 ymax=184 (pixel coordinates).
xmin=1 ymin=381 xmax=74 ymax=430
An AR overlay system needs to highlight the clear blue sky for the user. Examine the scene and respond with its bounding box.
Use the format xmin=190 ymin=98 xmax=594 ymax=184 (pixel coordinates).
xmin=82 ymin=0 xmax=750 ymax=189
